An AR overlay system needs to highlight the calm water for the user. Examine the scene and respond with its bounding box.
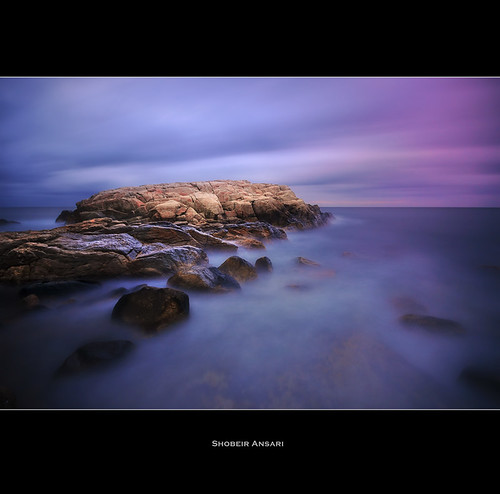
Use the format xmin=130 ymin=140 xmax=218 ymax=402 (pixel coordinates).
xmin=1 ymin=207 xmax=500 ymax=409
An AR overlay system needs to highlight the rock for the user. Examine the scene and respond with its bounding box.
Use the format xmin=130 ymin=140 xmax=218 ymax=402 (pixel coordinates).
xmin=184 ymin=228 xmax=238 ymax=251
xmin=112 ymin=286 xmax=190 ymax=332
xmin=0 ymin=386 xmax=16 ymax=408
xmin=55 ymin=210 xmax=79 ymax=224
xmin=459 ymin=366 xmax=500 ymax=395
xmin=398 ymin=314 xmax=465 ymax=334
xmin=0 ymin=229 xmax=208 ymax=283
xmin=218 ymin=256 xmax=258 ymax=283
xmin=20 ymin=293 xmax=47 ymax=311
xmin=0 ymin=219 xmax=20 ymax=225
xmin=255 ymin=256 xmax=273 ymax=273
xmin=296 ymin=256 xmax=321 ymax=267
xmin=59 ymin=180 xmax=331 ymax=229
xmin=56 ymin=340 xmax=135 ymax=376
xmin=391 ymin=296 xmax=427 ymax=314
xmin=235 ymin=238 xmax=266 ymax=249
xmin=167 ymin=266 xmax=241 ymax=293
xmin=129 ymin=225 xmax=199 ymax=246
xmin=129 ymin=245 xmax=209 ymax=277
xmin=208 ymin=222 xmax=287 ymax=242
xmin=18 ymin=280 xmax=101 ymax=299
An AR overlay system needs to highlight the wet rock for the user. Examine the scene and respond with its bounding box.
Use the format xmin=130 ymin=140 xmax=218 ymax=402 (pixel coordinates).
xmin=255 ymin=256 xmax=273 ymax=273
xmin=296 ymin=256 xmax=321 ymax=267
xmin=218 ymin=256 xmax=258 ymax=283
xmin=112 ymin=286 xmax=190 ymax=332
xmin=285 ymin=283 xmax=310 ymax=291
xmin=0 ymin=219 xmax=20 ymax=225
xmin=168 ymin=266 xmax=241 ymax=293
xmin=0 ymin=229 xmax=208 ymax=283
xmin=56 ymin=340 xmax=135 ymax=376
xmin=18 ymin=280 xmax=101 ymax=299
xmin=128 ymin=245 xmax=208 ymax=277
xmin=0 ymin=386 xmax=16 ymax=408
xmin=398 ymin=314 xmax=465 ymax=334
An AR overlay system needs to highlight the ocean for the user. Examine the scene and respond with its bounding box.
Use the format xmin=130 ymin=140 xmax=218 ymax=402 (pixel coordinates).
xmin=1 ymin=206 xmax=500 ymax=409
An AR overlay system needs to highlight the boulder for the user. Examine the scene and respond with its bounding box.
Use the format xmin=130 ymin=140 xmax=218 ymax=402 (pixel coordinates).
xmin=255 ymin=256 xmax=273 ymax=273
xmin=112 ymin=286 xmax=190 ymax=332
xmin=167 ymin=266 xmax=241 ymax=293
xmin=218 ymin=256 xmax=258 ymax=283
xmin=56 ymin=340 xmax=135 ymax=376
xmin=0 ymin=230 xmax=208 ymax=283
xmin=398 ymin=314 xmax=465 ymax=334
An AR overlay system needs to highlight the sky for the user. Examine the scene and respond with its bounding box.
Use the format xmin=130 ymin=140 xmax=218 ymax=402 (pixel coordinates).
xmin=1 ymin=76 xmax=499 ymax=208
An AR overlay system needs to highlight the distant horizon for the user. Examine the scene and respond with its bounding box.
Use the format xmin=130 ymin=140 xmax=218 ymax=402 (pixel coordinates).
xmin=2 ymin=77 xmax=500 ymax=208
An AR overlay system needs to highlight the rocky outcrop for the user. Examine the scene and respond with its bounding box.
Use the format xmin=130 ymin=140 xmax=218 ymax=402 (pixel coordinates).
xmin=1 ymin=181 xmax=331 ymax=284
xmin=0 ymin=228 xmax=208 ymax=283
xmin=111 ymin=286 xmax=190 ymax=332
xmin=59 ymin=180 xmax=331 ymax=229
xmin=56 ymin=340 xmax=135 ymax=376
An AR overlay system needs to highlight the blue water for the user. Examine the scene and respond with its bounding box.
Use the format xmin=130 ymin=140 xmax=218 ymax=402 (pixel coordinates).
xmin=0 ymin=207 xmax=71 ymax=232
xmin=1 ymin=207 xmax=500 ymax=409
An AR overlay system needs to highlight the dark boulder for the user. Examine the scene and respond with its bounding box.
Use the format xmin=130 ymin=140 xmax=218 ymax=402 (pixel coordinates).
xmin=255 ymin=256 xmax=273 ymax=273
xmin=56 ymin=340 xmax=135 ymax=376
xmin=399 ymin=314 xmax=465 ymax=334
xmin=18 ymin=280 xmax=101 ymax=300
xmin=168 ymin=266 xmax=241 ymax=293
xmin=112 ymin=286 xmax=190 ymax=332
xmin=218 ymin=256 xmax=258 ymax=283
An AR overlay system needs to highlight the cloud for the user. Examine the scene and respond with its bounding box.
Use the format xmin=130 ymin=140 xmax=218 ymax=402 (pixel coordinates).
xmin=1 ymin=77 xmax=500 ymax=206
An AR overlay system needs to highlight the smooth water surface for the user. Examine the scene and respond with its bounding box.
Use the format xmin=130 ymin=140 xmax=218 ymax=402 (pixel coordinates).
xmin=1 ymin=207 xmax=500 ymax=409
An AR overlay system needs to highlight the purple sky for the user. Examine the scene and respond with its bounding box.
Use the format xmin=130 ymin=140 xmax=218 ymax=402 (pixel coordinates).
xmin=1 ymin=77 xmax=499 ymax=207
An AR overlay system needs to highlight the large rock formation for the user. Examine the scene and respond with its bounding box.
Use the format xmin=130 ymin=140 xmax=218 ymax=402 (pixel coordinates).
xmin=0 ymin=228 xmax=208 ymax=283
xmin=0 ymin=181 xmax=331 ymax=284
xmin=57 ymin=180 xmax=331 ymax=229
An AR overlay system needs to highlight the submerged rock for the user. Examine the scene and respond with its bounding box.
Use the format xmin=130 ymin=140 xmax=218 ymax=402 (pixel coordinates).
xmin=112 ymin=286 xmax=190 ymax=332
xmin=56 ymin=340 xmax=135 ymax=376
xmin=399 ymin=314 xmax=465 ymax=334
xmin=168 ymin=266 xmax=241 ymax=293
xmin=295 ymin=256 xmax=321 ymax=267
xmin=459 ymin=366 xmax=500 ymax=396
xmin=218 ymin=256 xmax=258 ymax=283
xmin=390 ymin=296 xmax=427 ymax=314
